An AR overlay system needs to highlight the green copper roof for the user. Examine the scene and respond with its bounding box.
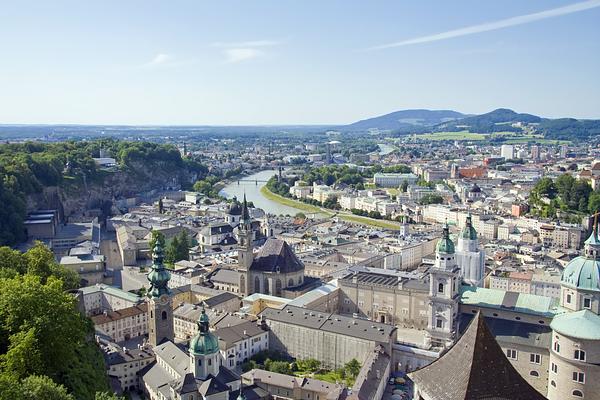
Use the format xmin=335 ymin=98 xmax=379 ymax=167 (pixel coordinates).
xmin=189 ymin=308 xmax=220 ymax=355
xmin=561 ymin=256 xmax=600 ymax=292
xmin=436 ymin=225 xmax=455 ymax=254
xmin=551 ymin=309 xmax=600 ymax=340
xmin=460 ymin=214 xmax=478 ymax=240
xmin=459 ymin=285 xmax=564 ymax=318
xmin=147 ymin=236 xmax=171 ymax=298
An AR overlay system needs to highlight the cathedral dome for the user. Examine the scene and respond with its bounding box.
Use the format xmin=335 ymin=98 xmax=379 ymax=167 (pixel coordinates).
xmin=228 ymin=199 xmax=243 ymax=216
xmin=561 ymin=225 xmax=600 ymax=292
xmin=436 ymin=225 xmax=455 ymax=254
xmin=189 ymin=309 xmax=220 ymax=355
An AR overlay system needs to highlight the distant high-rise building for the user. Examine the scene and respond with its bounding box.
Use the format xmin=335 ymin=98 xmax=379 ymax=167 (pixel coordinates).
xmin=531 ymin=145 xmax=540 ymax=160
xmin=560 ymin=144 xmax=568 ymax=158
xmin=500 ymin=144 xmax=514 ymax=160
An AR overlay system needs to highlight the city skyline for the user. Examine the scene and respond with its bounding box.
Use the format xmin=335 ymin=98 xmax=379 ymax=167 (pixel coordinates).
xmin=1 ymin=0 xmax=599 ymax=125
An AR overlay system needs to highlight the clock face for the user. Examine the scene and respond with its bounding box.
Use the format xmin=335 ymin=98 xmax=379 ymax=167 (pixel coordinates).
xmin=159 ymin=294 xmax=169 ymax=305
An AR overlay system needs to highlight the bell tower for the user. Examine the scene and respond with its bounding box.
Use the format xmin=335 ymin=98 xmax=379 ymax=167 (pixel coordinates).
xmin=238 ymin=194 xmax=254 ymax=294
xmin=426 ymin=224 xmax=460 ymax=349
xmin=147 ymin=234 xmax=174 ymax=346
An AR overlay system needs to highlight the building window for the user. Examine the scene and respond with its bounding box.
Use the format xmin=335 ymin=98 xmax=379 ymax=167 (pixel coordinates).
xmin=438 ymin=283 xmax=444 ymax=293
xmin=554 ymin=341 xmax=560 ymax=353
xmin=572 ymin=372 xmax=585 ymax=383
xmin=436 ymin=319 xmax=443 ymax=328
xmin=551 ymin=363 xmax=558 ymax=374
xmin=530 ymin=353 xmax=541 ymax=364
xmin=208 ymin=359 xmax=212 ymax=366
xmin=550 ymin=380 xmax=556 ymax=387
xmin=530 ymin=371 xmax=539 ymax=377
xmin=506 ymin=349 xmax=517 ymax=360
xmin=567 ymin=294 xmax=572 ymax=303
xmin=161 ymin=311 xmax=167 ymax=320
xmin=572 ymin=390 xmax=584 ymax=398
xmin=583 ymin=298 xmax=591 ymax=309
xmin=574 ymin=350 xmax=586 ymax=361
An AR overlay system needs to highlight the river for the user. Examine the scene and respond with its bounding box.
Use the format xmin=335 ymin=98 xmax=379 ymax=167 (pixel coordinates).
xmin=219 ymin=170 xmax=305 ymax=216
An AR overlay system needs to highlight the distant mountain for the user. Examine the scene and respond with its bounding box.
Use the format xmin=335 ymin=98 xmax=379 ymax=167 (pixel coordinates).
xmin=339 ymin=109 xmax=467 ymax=133
xmin=434 ymin=108 xmax=542 ymax=133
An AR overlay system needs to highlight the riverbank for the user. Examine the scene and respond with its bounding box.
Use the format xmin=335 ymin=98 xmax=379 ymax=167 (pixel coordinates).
xmin=261 ymin=186 xmax=400 ymax=230
xmin=259 ymin=186 xmax=330 ymax=215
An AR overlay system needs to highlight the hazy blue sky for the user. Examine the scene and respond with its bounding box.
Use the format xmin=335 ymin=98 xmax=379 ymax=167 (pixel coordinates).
xmin=1 ymin=0 xmax=599 ymax=125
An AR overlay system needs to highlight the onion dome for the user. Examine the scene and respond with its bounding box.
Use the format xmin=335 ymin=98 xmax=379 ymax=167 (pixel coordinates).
xmin=460 ymin=214 xmax=478 ymax=241
xmin=189 ymin=308 xmax=220 ymax=355
xmin=147 ymin=235 xmax=171 ymax=298
xmin=436 ymin=224 xmax=455 ymax=254
xmin=561 ymin=215 xmax=600 ymax=292
xmin=228 ymin=197 xmax=243 ymax=216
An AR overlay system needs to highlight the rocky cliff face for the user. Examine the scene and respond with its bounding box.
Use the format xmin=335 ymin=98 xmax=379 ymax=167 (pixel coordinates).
xmin=26 ymin=161 xmax=199 ymax=221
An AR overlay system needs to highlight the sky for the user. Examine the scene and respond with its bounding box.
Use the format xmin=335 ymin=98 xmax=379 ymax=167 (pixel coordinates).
xmin=0 ymin=0 xmax=599 ymax=125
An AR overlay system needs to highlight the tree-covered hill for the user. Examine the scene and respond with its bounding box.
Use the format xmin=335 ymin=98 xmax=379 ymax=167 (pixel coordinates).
xmin=0 ymin=139 xmax=208 ymax=246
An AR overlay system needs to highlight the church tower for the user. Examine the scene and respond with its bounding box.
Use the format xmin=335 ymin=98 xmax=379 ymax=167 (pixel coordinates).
xmin=189 ymin=307 xmax=221 ymax=379
xmin=426 ymin=224 xmax=460 ymax=349
xmin=238 ymin=195 xmax=254 ymax=294
xmin=456 ymin=214 xmax=485 ymax=287
xmin=147 ymin=235 xmax=175 ymax=346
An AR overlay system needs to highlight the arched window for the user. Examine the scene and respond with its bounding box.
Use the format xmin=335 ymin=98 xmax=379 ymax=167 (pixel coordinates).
xmin=264 ymin=278 xmax=269 ymax=294
xmin=254 ymin=277 xmax=260 ymax=294
xmin=438 ymin=283 xmax=444 ymax=293
xmin=161 ymin=311 xmax=167 ymax=320
xmin=275 ymin=279 xmax=282 ymax=296
xmin=529 ymin=371 xmax=539 ymax=377
xmin=288 ymin=278 xmax=294 ymax=287
xmin=550 ymin=380 xmax=556 ymax=387
xmin=572 ymin=390 xmax=583 ymax=398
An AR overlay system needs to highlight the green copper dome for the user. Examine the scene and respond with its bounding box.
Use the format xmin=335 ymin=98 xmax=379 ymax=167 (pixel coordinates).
xmin=460 ymin=214 xmax=478 ymax=241
xmin=189 ymin=308 xmax=220 ymax=355
xmin=561 ymin=227 xmax=600 ymax=292
xmin=436 ymin=225 xmax=455 ymax=254
xmin=147 ymin=235 xmax=171 ymax=298
xmin=561 ymin=256 xmax=600 ymax=292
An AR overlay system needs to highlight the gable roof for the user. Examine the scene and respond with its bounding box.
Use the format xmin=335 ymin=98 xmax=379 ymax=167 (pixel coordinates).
xmin=249 ymin=238 xmax=304 ymax=274
xmin=408 ymin=312 xmax=546 ymax=400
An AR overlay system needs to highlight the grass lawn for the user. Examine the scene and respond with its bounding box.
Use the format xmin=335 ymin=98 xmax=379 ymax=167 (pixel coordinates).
xmin=416 ymin=131 xmax=487 ymax=141
xmin=313 ymin=370 xmax=355 ymax=387
xmin=259 ymin=186 xmax=331 ymax=215
xmin=338 ymin=213 xmax=400 ymax=230
xmin=261 ymin=186 xmax=400 ymax=230
xmin=386 ymin=188 xmax=399 ymax=196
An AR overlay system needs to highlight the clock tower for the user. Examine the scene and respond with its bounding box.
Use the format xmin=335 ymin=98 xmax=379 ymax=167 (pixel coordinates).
xmin=147 ymin=234 xmax=174 ymax=346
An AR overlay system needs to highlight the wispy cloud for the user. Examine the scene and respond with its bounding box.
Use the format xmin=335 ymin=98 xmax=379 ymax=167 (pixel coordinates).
xmin=212 ymin=39 xmax=281 ymax=63
xmin=142 ymin=53 xmax=174 ymax=68
xmin=222 ymin=48 xmax=264 ymax=63
xmin=368 ymin=0 xmax=600 ymax=50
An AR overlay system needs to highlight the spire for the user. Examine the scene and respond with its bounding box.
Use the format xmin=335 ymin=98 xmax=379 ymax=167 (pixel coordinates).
xmin=198 ymin=306 xmax=210 ymax=334
xmin=147 ymin=234 xmax=171 ymax=298
xmin=460 ymin=213 xmax=478 ymax=241
xmin=240 ymin=193 xmax=252 ymax=231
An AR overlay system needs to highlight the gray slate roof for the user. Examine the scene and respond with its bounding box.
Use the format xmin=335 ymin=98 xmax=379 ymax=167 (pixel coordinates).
xmin=249 ymin=238 xmax=304 ymax=274
xmin=260 ymin=305 xmax=395 ymax=343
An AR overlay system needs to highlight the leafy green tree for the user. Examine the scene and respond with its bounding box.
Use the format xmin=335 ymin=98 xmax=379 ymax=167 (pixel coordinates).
xmin=532 ymin=177 xmax=557 ymax=200
xmin=269 ymin=361 xmax=292 ymax=375
xmin=0 ymin=274 xmax=108 ymax=399
xmin=21 ymin=375 xmax=75 ymax=400
xmin=588 ymin=191 xmax=600 ymax=214
xmin=166 ymin=236 xmax=179 ymax=264
xmin=176 ymin=230 xmax=190 ymax=262
xmin=295 ymin=212 xmax=306 ymax=220
xmin=344 ymin=359 xmax=361 ymax=378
